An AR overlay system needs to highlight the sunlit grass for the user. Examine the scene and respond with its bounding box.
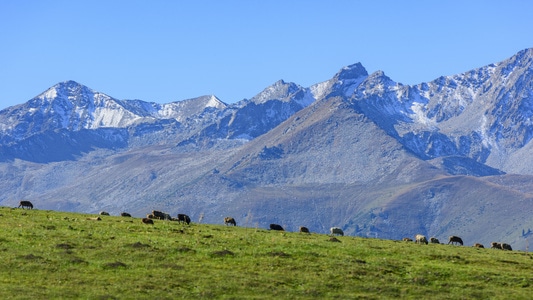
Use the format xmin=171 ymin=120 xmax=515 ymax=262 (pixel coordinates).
xmin=1 ymin=206 xmax=532 ymax=299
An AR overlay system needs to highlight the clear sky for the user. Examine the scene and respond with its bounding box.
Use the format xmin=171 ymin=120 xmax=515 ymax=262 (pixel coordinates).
xmin=1 ymin=0 xmax=532 ymax=110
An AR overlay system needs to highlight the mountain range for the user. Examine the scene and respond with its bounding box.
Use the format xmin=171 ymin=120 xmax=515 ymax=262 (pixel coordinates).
xmin=2 ymin=48 xmax=533 ymax=250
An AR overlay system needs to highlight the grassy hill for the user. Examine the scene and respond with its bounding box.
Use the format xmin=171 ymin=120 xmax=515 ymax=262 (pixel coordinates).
xmin=1 ymin=206 xmax=532 ymax=299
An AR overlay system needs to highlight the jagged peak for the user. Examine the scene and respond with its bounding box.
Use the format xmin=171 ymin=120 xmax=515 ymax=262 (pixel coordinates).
xmin=156 ymin=95 xmax=227 ymax=121
xmin=497 ymin=47 xmax=533 ymax=71
xmin=273 ymin=79 xmax=287 ymax=85
xmin=55 ymin=80 xmax=86 ymax=88
xmin=190 ymin=95 xmax=227 ymax=110
xmin=205 ymin=95 xmax=227 ymax=109
xmin=174 ymin=95 xmax=227 ymax=109
xmin=421 ymin=48 xmax=533 ymax=90
xmin=334 ymin=62 xmax=368 ymax=81
xmin=251 ymin=80 xmax=303 ymax=104
xmin=367 ymin=70 xmax=388 ymax=79
xmin=269 ymin=79 xmax=300 ymax=90
xmin=511 ymin=47 xmax=533 ymax=60
xmin=34 ymin=80 xmax=108 ymax=105
xmin=50 ymin=80 xmax=94 ymax=94
xmin=361 ymin=70 xmax=395 ymax=86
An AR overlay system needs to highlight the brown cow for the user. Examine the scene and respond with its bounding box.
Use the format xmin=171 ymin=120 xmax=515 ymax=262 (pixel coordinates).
xmin=474 ymin=243 xmax=485 ymax=248
xmin=490 ymin=242 xmax=512 ymax=250
xmin=18 ymin=200 xmax=33 ymax=209
xmin=224 ymin=217 xmax=237 ymax=226
xmin=142 ymin=218 xmax=154 ymax=224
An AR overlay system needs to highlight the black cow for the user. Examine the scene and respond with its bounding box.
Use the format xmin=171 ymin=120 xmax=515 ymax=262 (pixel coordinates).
xmin=121 ymin=212 xmax=132 ymax=217
xmin=331 ymin=227 xmax=344 ymax=236
xmin=501 ymin=243 xmax=513 ymax=251
xmin=299 ymin=226 xmax=310 ymax=233
xmin=18 ymin=200 xmax=33 ymax=209
xmin=448 ymin=235 xmax=463 ymax=246
xmin=269 ymin=224 xmax=284 ymax=231
xmin=177 ymin=214 xmax=191 ymax=225
xmin=152 ymin=210 xmax=170 ymax=220
xmin=429 ymin=237 xmax=440 ymax=244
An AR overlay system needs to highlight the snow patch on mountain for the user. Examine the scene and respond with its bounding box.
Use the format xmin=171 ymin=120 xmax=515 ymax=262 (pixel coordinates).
xmin=41 ymin=87 xmax=58 ymax=100
xmin=410 ymin=101 xmax=434 ymax=127
xmin=206 ymin=95 xmax=226 ymax=109
xmin=309 ymin=80 xmax=332 ymax=101
xmin=251 ymin=80 xmax=304 ymax=104
xmin=156 ymin=95 xmax=226 ymax=122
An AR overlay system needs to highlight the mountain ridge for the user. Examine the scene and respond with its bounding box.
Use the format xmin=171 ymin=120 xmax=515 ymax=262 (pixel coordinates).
xmin=2 ymin=48 xmax=533 ymax=250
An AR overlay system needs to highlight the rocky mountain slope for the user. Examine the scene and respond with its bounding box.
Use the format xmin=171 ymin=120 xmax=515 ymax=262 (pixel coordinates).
xmin=1 ymin=48 xmax=533 ymax=250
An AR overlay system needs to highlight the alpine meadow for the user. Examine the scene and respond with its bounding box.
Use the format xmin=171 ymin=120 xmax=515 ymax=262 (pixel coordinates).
xmin=2 ymin=48 xmax=533 ymax=297
xmin=1 ymin=207 xmax=532 ymax=299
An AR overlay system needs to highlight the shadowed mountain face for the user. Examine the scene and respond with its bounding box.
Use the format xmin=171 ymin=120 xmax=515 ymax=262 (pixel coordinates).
xmin=2 ymin=49 xmax=533 ymax=250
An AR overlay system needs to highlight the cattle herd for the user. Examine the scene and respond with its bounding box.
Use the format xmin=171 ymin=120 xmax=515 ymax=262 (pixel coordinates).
xmin=100 ymin=209 xmax=193 ymax=225
xmin=14 ymin=200 xmax=514 ymax=251
xmin=405 ymin=233 xmax=513 ymax=251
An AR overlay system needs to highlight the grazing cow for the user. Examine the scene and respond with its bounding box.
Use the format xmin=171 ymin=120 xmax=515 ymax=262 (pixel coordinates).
xmin=99 ymin=211 xmax=110 ymax=216
xmin=448 ymin=235 xmax=463 ymax=246
xmin=142 ymin=218 xmax=154 ymax=224
xmin=474 ymin=243 xmax=485 ymax=248
xmin=269 ymin=224 xmax=284 ymax=231
xmin=299 ymin=226 xmax=310 ymax=233
xmin=402 ymin=237 xmax=413 ymax=242
xmin=501 ymin=243 xmax=513 ymax=251
xmin=177 ymin=214 xmax=191 ymax=225
xmin=330 ymin=227 xmax=344 ymax=236
xmin=491 ymin=242 xmax=501 ymax=249
xmin=415 ymin=234 xmax=428 ymax=244
xmin=152 ymin=210 xmax=170 ymax=220
xmin=224 ymin=217 xmax=237 ymax=226
xmin=430 ymin=237 xmax=440 ymax=244
xmin=121 ymin=212 xmax=132 ymax=217
xmin=18 ymin=200 xmax=33 ymax=209
xmin=151 ymin=210 xmax=163 ymax=219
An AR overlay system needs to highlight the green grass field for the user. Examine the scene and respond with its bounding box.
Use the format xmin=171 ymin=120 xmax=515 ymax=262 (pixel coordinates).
xmin=1 ymin=206 xmax=532 ymax=299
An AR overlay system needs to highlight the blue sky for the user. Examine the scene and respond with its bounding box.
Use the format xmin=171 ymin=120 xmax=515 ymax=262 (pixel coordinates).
xmin=1 ymin=1 xmax=532 ymax=110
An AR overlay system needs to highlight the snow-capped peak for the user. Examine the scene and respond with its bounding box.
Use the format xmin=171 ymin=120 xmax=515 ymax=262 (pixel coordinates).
xmin=251 ymin=80 xmax=304 ymax=104
xmin=205 ymin=95 xmax=227 ymax=109
xmin=335 ymin=62 xmax=368 ymax=81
